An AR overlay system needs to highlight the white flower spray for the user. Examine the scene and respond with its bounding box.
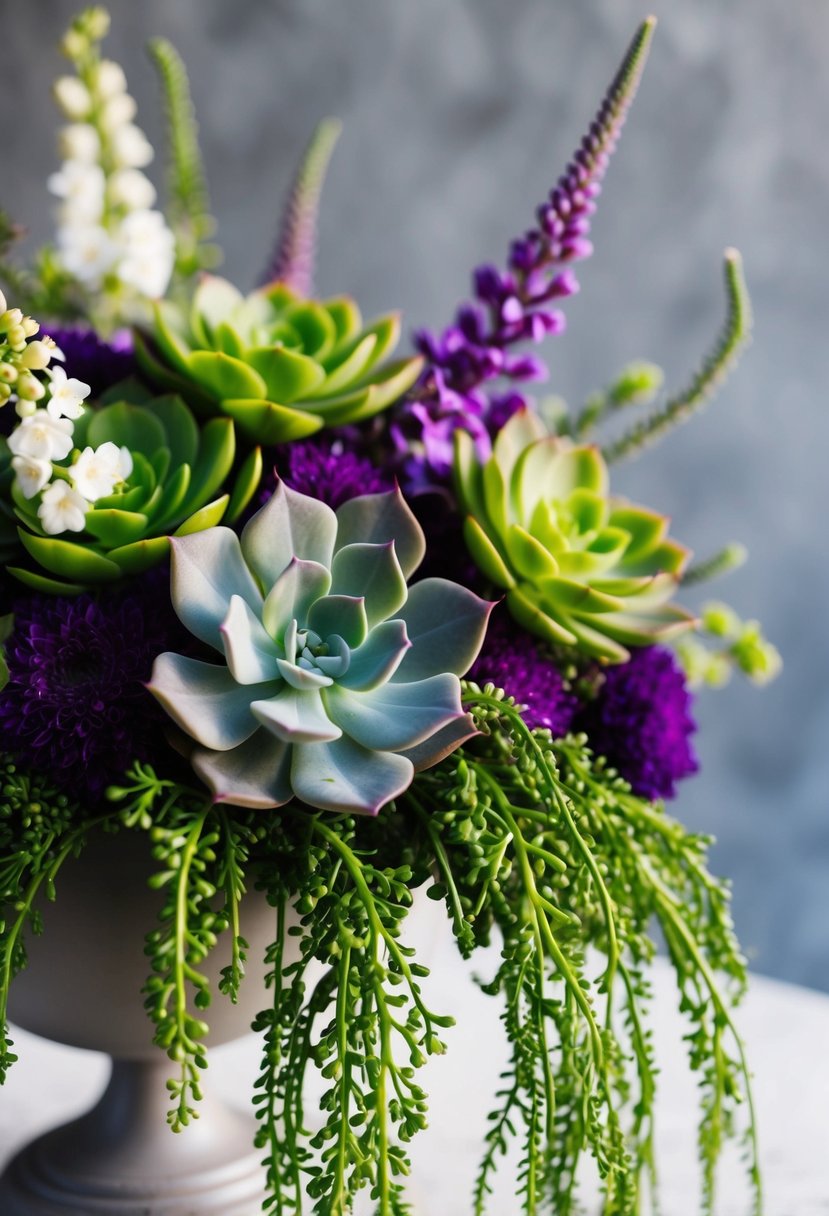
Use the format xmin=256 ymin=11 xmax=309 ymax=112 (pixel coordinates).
xmin=49 ymin=7 xmax=175 ymax=327
xmin=1 ymin=288 xmax=135 ymax=535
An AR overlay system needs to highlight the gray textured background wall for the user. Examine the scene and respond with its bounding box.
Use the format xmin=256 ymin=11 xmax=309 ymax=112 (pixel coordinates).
xmin=3 ymin=1 xmax=827 ymax=988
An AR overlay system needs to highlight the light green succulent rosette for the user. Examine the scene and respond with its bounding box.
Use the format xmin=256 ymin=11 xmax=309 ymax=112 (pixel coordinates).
xmin=135 ymin=275 xmax=424 ymax=445
xmin=148 ymin=482 xmax=492 ymax=814
xmin=8 ymin=383 xmax=261 ymax=594
xmin=454 ymin=409 xmax=696 ymax=663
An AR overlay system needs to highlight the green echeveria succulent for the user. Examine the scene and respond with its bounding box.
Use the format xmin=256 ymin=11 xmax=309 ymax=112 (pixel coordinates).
xmin=135 ymin=275 xmax=424 ymax=445
xmin=148 ymin=482 xmax=492 ymax=815
xmin=8 ymin=383 xmax=261 ymax=594
xmin=454 ymin=409 xmax=695 ymax=663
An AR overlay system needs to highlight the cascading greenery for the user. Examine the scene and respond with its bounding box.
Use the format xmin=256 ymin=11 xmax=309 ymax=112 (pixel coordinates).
xmin=0 ymin=691 xmax=759 ymax=1216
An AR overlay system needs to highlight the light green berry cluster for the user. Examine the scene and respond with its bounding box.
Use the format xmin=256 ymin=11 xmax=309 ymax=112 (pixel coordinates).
xmin=0 ymin=291 xmax=59 ymax=413
xmin=677 ymin=601 xmax=782 ymax=687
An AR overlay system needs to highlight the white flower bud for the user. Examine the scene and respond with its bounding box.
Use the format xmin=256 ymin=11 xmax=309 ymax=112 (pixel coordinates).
xmin=16 ymin=371 xmax=46 ymax=401
xmin=48 ymin=160 xmax=106 ymax=224
xmin=59 ymin=123 xmax=101 ymax=163
xmin=99 ymin=92 xmax=137 ymax=132
xmin=110 ymin=124 xmax=154 ymax=168
xmin=94 ymin=59 xmax=128 ymax=98
xmin=0 ymin=289 xmax=6 ymax=315
xmin=108 ymin=168 xmax=156 ymax=210
xmin=53 ymin=76 xmax=92 ymax=120
xmin=20 ymin=341 xmax=52 ymax=371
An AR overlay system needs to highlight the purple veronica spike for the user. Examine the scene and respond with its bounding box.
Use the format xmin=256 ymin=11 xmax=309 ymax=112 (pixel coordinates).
xmin=395 ymin=18 xmax=657 ymax=491
xmin=260 ymin=118 xmax=342 ymax=295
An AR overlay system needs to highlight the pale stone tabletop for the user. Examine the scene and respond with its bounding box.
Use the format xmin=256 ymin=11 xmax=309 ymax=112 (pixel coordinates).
xmin=1 ymin=932 xmax=827 ymax=1215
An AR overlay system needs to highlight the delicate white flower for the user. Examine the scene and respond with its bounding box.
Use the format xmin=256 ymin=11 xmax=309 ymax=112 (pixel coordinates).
xmin=99 ymin=92 xmax=138 ymax=132
xmin=59 ymin=123 xmax=101 ymax=163
xmin=115 ymin=210 xmax=176 ymax=298
xmin=94 ymin=59 xmax=128 ymax=98
xmin=8 ymin=411 xmax=74 ymax=462
xmin=11 ymin=454 xmax=52 ymax=500
xmin=108 ymin=167 xmax=156 ymax=210
xmin=56 ymin=223 xmax=117 ymax=285
xmin=110 ymin=124 xmax=154 ymax=169
xmin=38 ymin=481 xmax=89 ymax=535
xmin=53 ymin=76 xmax=92 ymax=120
xmin=48 ymin=160 xmax=106 ymax=223
xmin=46 ymin=365 xmax=91 ymax=420
xmin=71 ymin=441 xmax=133 ymax=501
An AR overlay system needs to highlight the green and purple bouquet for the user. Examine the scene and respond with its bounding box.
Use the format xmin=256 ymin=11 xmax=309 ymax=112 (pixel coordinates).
xmin=0 ymin=10 xmax=780 ymax=1216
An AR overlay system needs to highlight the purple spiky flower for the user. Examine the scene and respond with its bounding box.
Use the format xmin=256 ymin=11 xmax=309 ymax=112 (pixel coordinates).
xmin=395 ymin=18 xmax=656 ymax=491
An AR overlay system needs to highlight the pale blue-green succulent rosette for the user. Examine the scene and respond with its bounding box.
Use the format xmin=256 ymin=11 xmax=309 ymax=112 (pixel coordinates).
xmin=148 ymin=482 xmax=492 ymax=814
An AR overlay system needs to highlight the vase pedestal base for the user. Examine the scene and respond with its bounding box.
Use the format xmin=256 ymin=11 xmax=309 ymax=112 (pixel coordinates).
xmin=0 ymin=1058 xmax=267 ymax=1215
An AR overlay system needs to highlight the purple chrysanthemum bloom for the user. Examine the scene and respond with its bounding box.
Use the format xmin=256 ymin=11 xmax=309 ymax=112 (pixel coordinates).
xmin=575 ymin=646 xmax=698 ymax=801
xmin=393 ymin=21 xmax=655 ymax=493
xmin=262 ymin=436 xmax=394 ymax=511
xmin=469 ymin=608 xmax=578 ymax=736
xmin=44 ymin=327 xmax=135 ymax=398
xmin=0 ymin=574 xmax=183 ymax=799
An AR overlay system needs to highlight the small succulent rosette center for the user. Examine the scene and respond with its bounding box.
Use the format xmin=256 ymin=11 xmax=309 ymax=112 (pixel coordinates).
xmin=454 ymin=409 xmax=696 ymax=663
xmin=149 ymin=481 xmax=493 ymax=814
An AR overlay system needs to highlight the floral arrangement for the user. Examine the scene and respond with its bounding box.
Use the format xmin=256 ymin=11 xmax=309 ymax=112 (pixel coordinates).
xmin=0 ymin=10 xmax=780 ymax=1216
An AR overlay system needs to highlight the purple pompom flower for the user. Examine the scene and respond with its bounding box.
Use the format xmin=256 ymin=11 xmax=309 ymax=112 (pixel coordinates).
xmin=264 ymin=436 xmax=394 ymax=511
xmin=0 ymin=576 xmax=183 ymax=799
xmin=469 ymin=608 xmax=578 ymax=736
xmin=575 ymin=646 xmax=698 ymax=801
xmin=44 ymin=327 xmax=135 ymax=398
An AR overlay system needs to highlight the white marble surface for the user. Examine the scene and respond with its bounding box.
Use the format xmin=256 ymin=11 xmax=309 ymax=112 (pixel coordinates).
xmin=1 ymin=933 xmax=827 ymax=1215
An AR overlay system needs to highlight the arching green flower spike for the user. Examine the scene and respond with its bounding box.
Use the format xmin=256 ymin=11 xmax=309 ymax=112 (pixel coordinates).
xmin=135 ymin=275 xmax=423 ymax=445
xmin=7 ymin=385 xmax=261 ymax=594
xmin=454 ymin=409 xmax=695 ymax=663
xmin=148 ymin=482 xmax=492 ymax=815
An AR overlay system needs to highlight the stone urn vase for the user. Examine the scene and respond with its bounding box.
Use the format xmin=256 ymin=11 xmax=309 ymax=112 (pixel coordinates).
xmin=0 ymin=828 xmax=288 ymax=1215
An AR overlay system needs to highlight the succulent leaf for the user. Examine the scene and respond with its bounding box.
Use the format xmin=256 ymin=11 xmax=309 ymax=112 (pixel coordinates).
xmin=138 ymin=276 xmax=422 ymax=444
xmin=455 ymin=409 xmax=695 ymax=663
xmin=149 ymin=483 xmax=492 ymax=814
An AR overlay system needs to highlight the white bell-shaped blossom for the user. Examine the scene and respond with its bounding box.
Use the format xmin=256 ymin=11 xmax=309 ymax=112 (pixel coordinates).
xmin=115 ymin=209 xmax=175 ymax=298
xmin=48 ymin=160 xmax=106 ymax=224
xmin=71 ymin=441 xmax=133 ymax=502
xmin=56 ymin=223 xmax=117 ymax=285
xmin=8 ymin=411 xmax=74 ymax=462
xmin=108 ymin=168 xmax=156 ymax=210
xmin=99 ymin=92 xmax=137 ymax=132
xmin=11 ymin=455 xmax=52 ymax=500
xmin=46 ymin=365 xmax=91 ymax=420
xmin=110 ymin=123 xmax=154 ymax=168
xmin=38 ymin=480 xmax=89 ymax=535
xmin=94 ymin=58 xmax=128 ymax=98
xmin=53 ymin=76 xmax=92 ymax=120
xmin=59 ymin=123 xmax=101 ymax=163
